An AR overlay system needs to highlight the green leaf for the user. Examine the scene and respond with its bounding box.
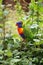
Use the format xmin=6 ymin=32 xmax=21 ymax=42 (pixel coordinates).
xmin=0 ymin=50 xmax=4 ymax=54
xmin=0 ymin=0 xmax=2 ymax=4
xmin=5 ymin=50 xmax=12 ymax=57
xmin=10 ymin=59 xmax=21 ymax=63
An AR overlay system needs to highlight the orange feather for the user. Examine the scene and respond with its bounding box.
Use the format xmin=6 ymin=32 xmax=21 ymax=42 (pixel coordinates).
xmin=18 ymin=28 xmax=24 ymax=34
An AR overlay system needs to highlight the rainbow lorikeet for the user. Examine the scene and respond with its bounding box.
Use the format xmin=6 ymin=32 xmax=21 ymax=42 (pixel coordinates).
xmin=16 ymin=21 xmax=26 ymax=40
xmin=16 ymin=21 xmax=34 ymax=41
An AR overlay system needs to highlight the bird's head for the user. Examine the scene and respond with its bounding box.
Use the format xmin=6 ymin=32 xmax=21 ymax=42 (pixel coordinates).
xmin=16 ymin=21 xmax=23 ymax=28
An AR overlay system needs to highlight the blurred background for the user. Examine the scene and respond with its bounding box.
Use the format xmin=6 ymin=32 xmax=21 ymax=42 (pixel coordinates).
xmin=0 ymin=0 xmax=43 ymax=65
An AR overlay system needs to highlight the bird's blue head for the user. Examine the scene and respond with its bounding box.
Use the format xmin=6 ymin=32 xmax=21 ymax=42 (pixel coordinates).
xmin=16 ymin=21 xmax=23 ymax=28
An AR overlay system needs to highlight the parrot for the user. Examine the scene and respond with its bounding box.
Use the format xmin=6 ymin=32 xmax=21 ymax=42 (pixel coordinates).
xmin=16 ymin=21 xmax=26 ymax=40
xmin=16 ymin=21 xmax=34 ymax=41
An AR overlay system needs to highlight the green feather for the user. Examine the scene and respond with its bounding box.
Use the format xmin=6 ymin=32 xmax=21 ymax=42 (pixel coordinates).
xmin=23 ymin=24 xmax=34 ymax=41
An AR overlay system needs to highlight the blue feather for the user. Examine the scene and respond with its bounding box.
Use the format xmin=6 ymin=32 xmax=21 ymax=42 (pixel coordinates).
xmin=20 ymin=34 xmax=25 ymax=39
xmin=16 ymin=21 xmax=22 ymax=28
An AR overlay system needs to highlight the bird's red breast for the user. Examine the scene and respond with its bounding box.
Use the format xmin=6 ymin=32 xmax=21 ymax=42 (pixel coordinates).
xmin=17 ymin=28 xmax=24 ymax=34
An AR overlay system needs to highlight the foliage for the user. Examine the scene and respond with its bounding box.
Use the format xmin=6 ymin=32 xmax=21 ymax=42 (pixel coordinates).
xmin=0 ymin=0 xmax=43 ymax=65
